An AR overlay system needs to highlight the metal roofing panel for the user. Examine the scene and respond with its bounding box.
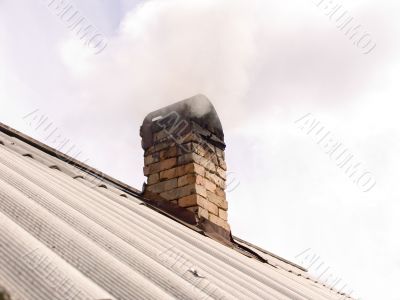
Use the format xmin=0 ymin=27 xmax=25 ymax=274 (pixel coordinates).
xmin=0 ymin=211 xmax=114 ymax=300
xmin=0 ymin=126 xmax=353 ymax=300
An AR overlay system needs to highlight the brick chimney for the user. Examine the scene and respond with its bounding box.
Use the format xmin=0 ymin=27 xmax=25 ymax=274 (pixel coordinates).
xmin=140 ymin=95 xmax=230 ymax=233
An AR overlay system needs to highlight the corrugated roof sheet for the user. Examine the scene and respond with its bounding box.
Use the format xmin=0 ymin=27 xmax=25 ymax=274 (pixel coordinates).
xmin=0 ymin=124 xmax=353 ymax=300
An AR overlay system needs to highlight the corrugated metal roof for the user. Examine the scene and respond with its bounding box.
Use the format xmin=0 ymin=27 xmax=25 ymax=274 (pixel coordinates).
xmin=0 ymin=124 xmax=353 ymax=300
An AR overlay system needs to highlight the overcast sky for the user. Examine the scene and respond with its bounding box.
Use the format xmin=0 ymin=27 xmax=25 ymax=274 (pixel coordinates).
xmin=1 ymin=0 xmax=399 ymax=299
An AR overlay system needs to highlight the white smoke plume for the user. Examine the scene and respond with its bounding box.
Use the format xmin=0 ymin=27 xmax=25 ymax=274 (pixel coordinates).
xmin=63 ymin=0 xmax=259 ymax=127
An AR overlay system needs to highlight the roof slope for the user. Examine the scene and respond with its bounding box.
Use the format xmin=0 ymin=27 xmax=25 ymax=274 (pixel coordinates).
xmin=0 ymin=123 xmax=352 ymax=300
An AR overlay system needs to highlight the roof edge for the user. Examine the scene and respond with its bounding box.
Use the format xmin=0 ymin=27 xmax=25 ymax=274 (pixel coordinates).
xmin=0 ymin=122 xmax=143 ymax=196
xmin=233 ymin=236 xmax=308 ymax=272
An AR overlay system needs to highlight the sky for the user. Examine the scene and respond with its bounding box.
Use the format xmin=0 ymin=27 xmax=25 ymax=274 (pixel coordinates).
xmin=1 ymin=0 xmax=400 ymax=299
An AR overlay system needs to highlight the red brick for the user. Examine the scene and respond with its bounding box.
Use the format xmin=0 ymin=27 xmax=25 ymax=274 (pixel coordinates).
xmin=147 ymin=178 xmax=177 ymax=193
xmin=219 ymin=208 xmax=228 ymax=221
xmin=144 ymin=152 xmax=160 ymax=166
xmin=216 ymin=167 xmax=226 ymax=180
xmin=160 ymin=146 xmax=178 ymax=159
xmin=147 ymin=173 xmax=159 ymax=185
xmin=215 ymin=147 xmax=225 ymax=160
xmin=209 ymin=214 xmax=230 ymax=231
xmin=203 ymin=178 xmax=216 ymax=193
xmin=177 ymin=174 xmax=205 ymax=187
xmin=215 ymin=188 xmax=226 ymax=198
xmin=205 ymin=171 xmax=225 ymax=189
xmin=143 ymin=166 xmax=151 ymax=176
xmin=153 ymin=129 xmax=169 ymax=141
xmin=178 ymin=194 xmax=199 ymax=207
xmin=147 ymin=157 xmax=177 ymax=175
xmin=198 ymin=197 xmax=218 ymax=215
xmin=160 ymin=167 xmax=179 ymax=180
xmin=218 ymin=159 xmax=227 ymax=171
xmin=207 ymin=191 xmax=228 ymax=210
xmin=177 ymin=152 xmax=216 ymax=172
xmin=198 ymin=207 xmax=209 ymax=219
xmin=160 ymin=184 xmax=205 ymax=201
xmin=181 ymin=163 xmax=205 ymax=177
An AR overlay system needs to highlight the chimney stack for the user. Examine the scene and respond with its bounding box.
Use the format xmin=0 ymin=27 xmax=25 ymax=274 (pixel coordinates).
xmin=140 ymin=95 xmax=230 ymax=233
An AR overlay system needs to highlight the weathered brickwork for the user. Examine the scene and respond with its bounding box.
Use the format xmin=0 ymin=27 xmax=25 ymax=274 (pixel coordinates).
xmin=141 ymin=119 xmax=230 ymax=232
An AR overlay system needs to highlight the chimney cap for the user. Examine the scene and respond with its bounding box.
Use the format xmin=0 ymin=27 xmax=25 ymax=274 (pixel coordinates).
xmin=140 ymin=94 xmax=224 ymax=150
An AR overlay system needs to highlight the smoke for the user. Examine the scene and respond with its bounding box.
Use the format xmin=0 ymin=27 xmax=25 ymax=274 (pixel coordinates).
xmin=61 ymin=0 xmax=259 ymax=126
xmin=59 ymin=0 xmax=391 ymax=130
